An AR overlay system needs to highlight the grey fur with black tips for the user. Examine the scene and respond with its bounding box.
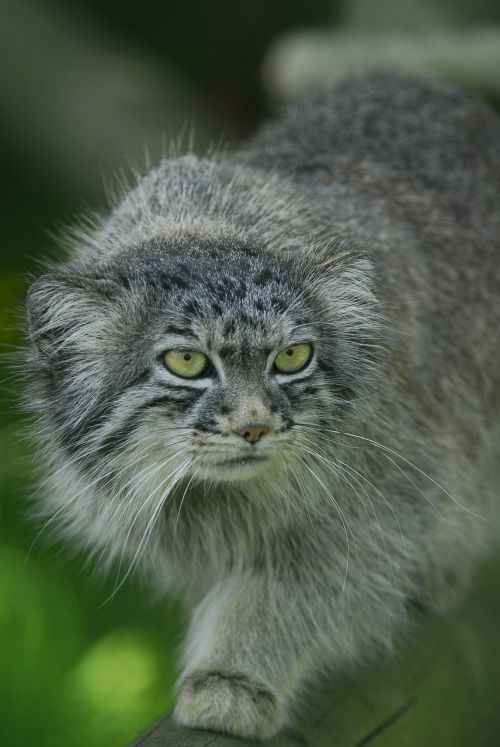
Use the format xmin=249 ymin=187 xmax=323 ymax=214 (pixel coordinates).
xmin=25 ymin=73 xmax=500 ymax=740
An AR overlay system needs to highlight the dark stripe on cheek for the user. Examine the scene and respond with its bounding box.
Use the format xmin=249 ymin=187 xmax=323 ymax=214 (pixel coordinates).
xmin=192 ymin=418 xmax=219 ymax=433
xmin=281 ymin=380 xmax=311 ymax=396
xmin=96 ymin=416 xmax=142 ymax=456
xmin=140 ymin=391 xmax=201 ymax=408
xmin=302 ymin=386 xmax=319 ymax=396
xmin=58 ymin=373 xmax=150 ymax=456
xmin=331 ymin=384 xmax=355 ymax=401
xmin=59 ymin=395 xmax=114 ymax=454
xmin=123 ymin=369 xmax=151 ymax=390
xmin=96 ymin=391 xmax=201 ymax=456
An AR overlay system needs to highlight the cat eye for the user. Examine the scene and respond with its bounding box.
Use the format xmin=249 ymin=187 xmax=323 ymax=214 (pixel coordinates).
xmin=274 ymin=343 xmax=313 ymax=374
xmin=163 ymin=349 xmax=209 ymax=379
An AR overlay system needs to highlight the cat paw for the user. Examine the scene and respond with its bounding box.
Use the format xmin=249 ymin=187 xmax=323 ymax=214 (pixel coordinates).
xmin=174 ymin=670 xmax=284 ymax=740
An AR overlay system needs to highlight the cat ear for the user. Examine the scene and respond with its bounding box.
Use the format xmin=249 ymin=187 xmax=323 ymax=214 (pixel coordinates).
xmin=304 ymin=247 xmax=380 ymax=345
xmin=310 ymin=246 xmax=376 ymax=299
xmin=26 ymin=273 xmax=120 ymax=360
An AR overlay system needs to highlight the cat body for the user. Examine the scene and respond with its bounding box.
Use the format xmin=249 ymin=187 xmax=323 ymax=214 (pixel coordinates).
xmin=26 ymin=74 xmax=500 ymax=739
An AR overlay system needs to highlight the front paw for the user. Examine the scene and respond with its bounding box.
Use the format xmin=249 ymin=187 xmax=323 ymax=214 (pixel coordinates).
xmin=174 ymin=670 xmax=284 ymax=740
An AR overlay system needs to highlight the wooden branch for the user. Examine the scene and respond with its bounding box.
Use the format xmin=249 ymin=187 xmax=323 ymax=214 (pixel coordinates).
xmin=127 ymin=714 xmax=301 ymax=746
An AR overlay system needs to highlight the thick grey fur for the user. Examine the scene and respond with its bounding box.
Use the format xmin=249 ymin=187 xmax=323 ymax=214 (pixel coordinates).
xmin=25 ymin=73 xmax=500 ymax=740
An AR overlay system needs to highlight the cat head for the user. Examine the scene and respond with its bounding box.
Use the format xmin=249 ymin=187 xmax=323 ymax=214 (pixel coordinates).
xmin=25 ymin=232 xmax=382 ymax=560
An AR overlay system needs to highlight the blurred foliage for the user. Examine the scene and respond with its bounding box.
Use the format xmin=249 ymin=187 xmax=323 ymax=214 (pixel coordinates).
xmin=1 ymin=1 xmax=500 ymax=746
xmin=0 ymin=426 xmax=184 ymax=747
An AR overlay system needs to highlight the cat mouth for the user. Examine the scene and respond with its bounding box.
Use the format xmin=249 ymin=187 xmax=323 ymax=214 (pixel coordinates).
xmin=197 ymin=453 xmax=272 ymax=480
xmin=217 ymin=455 xmax=269 ymax=468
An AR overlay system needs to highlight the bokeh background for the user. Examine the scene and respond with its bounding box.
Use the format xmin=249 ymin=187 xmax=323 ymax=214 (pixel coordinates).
xmin=1 ymin=2 xmax=500 ymax=746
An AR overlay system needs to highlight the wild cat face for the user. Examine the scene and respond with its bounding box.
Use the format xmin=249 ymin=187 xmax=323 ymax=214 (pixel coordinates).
xmin=26 ymin=237 xmax=378 ymax=511
xmin=155 ymin=301 xmax=317 ymax=482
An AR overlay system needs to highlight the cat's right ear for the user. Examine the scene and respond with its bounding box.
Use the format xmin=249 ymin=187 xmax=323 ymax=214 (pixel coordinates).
xmin=26 ymin=273 xmax=120 ymax=361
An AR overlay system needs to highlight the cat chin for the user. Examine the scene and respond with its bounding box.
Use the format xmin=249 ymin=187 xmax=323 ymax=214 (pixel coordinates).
xmin=195 ymin=456 xmax=275 ymax=483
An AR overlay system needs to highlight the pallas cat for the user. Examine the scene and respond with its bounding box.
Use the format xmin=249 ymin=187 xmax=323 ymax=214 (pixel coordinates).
xmin=25 ymin=74 xmax=500 ymax=739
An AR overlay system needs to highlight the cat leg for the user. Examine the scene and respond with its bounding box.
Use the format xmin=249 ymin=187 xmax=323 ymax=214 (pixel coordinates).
xmin=173 ymin=571 xmax=323 ymax=740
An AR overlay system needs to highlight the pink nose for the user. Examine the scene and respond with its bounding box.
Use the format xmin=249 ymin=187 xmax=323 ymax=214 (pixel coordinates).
xmin=238 ymin=424 xmax=269 ymax=444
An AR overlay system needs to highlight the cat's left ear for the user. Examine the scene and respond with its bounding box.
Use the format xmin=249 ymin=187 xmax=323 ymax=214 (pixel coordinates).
xmin=303 ymin=247 xmax=384 ymax=380
xmin=307 ymin=246 xmax=377 ymax=307
xmin=298 ymin=245 xmax=384 ymax=356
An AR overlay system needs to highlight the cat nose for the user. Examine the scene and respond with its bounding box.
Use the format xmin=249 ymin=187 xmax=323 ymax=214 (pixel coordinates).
xmin=237 ymin=424 xmax=269 ymax=444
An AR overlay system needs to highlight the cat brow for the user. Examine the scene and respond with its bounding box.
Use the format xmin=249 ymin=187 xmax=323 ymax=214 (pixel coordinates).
xmin=163 ymin=325 xmax=194 ymax=337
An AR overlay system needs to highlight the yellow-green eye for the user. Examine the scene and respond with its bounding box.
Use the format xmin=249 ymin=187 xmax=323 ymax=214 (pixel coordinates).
xmin=274 ymin=343 xmax=312 ymax=373
xmin=163 ymin=349 xmax=209 ymax=378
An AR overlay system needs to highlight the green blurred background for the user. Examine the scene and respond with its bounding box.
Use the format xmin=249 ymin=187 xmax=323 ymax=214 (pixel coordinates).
xmin=1 ymin=2 xmax=500 ymax=746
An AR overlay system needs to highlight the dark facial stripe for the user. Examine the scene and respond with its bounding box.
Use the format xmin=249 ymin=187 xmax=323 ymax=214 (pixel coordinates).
xmin=57 ymin=369 xmax=152 ymax=451
xmin=191 ymin=417 xmax=218 ymax=433
xmin=94 ymin=391 xmax=201 ymax=457
xmin=163 ymin=325 xmax=193 ymax=337
xmin=280 ymin=379 xmax=314 ymax=396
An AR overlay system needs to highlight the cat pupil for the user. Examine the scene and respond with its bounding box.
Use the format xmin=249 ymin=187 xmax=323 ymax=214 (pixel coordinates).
xmin=183 ymin=353 xmax=192 ymax=361
xmin=286 ymin=349 xmax=294 ymax=356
